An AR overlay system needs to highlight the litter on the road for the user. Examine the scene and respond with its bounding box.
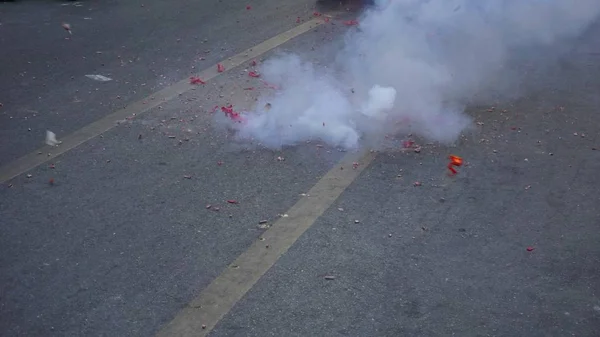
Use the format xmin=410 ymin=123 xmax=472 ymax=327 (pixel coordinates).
xmin=61 ymin=22 xmax=72 ymax=34
xmin=217 ymin=63 xmax=225 ymax=72
xmin=324 ymin=275 xmax=336 ymax=280
xmin=248 ymin=71 xmax=260 ymax=78
xmin=221 ymin=105 xmax=246 ymax=123
xmin=189 ymin=76 xmax=205 ymax=85
xmin=447 ymin=155 xmax=463 ymax=175
xmin=527 ymin=247 xmax=535 ymax=252
xmin=85 ymin=74 xmax=112 ymax=82
xmin=262 ymin=81 xmax=278 ymax=89
xmin=45 ymin=131 xmax=61 ymax=146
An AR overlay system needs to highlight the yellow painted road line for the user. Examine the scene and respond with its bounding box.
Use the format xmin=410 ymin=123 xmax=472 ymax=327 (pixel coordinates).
xmin=155 ymin=149 xmax=377 ymax=337
xmin=0 ymin=18 xmax=324 ymax=184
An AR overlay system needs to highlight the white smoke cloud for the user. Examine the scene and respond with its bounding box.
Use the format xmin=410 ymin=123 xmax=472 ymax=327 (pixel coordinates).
xmin=229 ymin=0 xmax=600 ymax=150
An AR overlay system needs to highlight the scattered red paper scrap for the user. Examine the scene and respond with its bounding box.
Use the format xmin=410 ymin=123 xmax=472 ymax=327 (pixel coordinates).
xmin=403 ymin=140 xmax=415 ymax=148
xmin=211 ymin=105 xmax=219 ymax=113
xmin=244 ymin=87 xmax=255 ymax=90
xmin=49 ymin=164 xmax=55 ymax=169
xmin=250 ymin=60 xmax=257 ymax=67
xmin=49 ymin=178 xmax=55 ymax=186
xmin=227 ymin=200 xmax=238 ymax=204
xmin=313 ymin=12 xmax=322 ymax=17
xmin=343 ymin=19 xmax=359 ymax=26
xmin=352 ymin=162 xmax=359 ymax=169
xmin=526 ymin=247 xmax=535 ymax=252
xmin=324 ymin=17 xmax=330 ymax=23
xmin=262 ymin=81 xmax=278 ymax=90
xmin=447 ymin=155 xmax=463 ymax=175
xmin=296 ymin=17 xmax=301 ymax=23
xmin=221 ymin=105 xmax=234 ymax=114
xmin=221 ymin=105 xmax=246 ymax=123
xmin=217 ymin=63 xmax=225 ymax=72
xmin=189 ymin=76 xmax=205 ymax=85
xmin=246 ymin=5 xmax=251 ymax=10
xmin=413 ymin=181 xmax=422 ymax=187
xmin=248 ymin=71 xmax=260 ymax=78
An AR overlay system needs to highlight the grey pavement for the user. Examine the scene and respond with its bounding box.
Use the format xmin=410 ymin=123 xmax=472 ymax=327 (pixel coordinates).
xmin=0 ymin=0 xmax=321 ymax=164
xmin=211 ymin=20 xmax=600 ymax=337
xmin=1 ymin=1 xmax=600 ymax=337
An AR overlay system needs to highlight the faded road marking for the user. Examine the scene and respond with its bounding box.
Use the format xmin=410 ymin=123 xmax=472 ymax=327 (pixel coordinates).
xmin=155 ymin=150 xmax=376 ymax=337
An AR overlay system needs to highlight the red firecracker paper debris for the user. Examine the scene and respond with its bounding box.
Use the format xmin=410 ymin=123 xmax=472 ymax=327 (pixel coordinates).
xmin=250 ymin=60 xmax=257 ymax=67
xmin=262 ymin=81 xmax=278 ymax=90
xmin=244 ymin=87 xmax=255 ymax=90
xmin=352 ymin=162 xmax=359 ymax=169
xmin=343 ymin=19 xmax=359 ymax=26
xmin=227 ymin=200 xmax=238 ymax=204
xmin=49 ymin=178 xmax=55 ymax=186
xmin=221 ymin=105 xmax=234 ymax=114
xmin=313 ymin=12 xmax=322 ymax=17
xmin=324 ymin=17 xmax=330 ymax=23
xmin=447 ymin=155 xmax=463 ymax=175
xmin=248 ymin=71 xmax=260 ymax=78
xmin=211 ymin=105 xmax=219 ymax=113
xmin=189 ymin=76 xmax=205 ymax=85
xmin=221 ymin=105 xmax=245 ymax=123
xmin=246 ymin=5 xmax=251 ymax=10
xmin=403 ymin=140 xmax=415 ymax=148
xmin=526 ymin=247 xmax=535 ymax=252
xmin=217 ymin=63 xmax=225 ymax=72
xmin=296 ymin=17 xmax=301 ymax=23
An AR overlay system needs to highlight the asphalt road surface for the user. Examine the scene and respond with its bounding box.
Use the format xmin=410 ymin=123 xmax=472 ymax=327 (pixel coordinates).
xmin=1 ymin=1 xmax=600 ymax=337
